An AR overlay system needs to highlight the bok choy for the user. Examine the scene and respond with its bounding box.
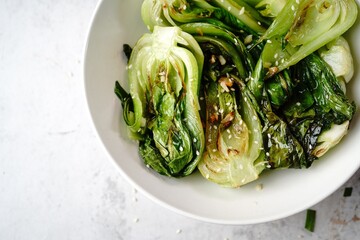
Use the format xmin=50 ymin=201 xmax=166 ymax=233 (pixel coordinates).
xmin=115 ymin=0 xmax=358 ymax=188
xmin=115 ymin=26 xmax=205 ymax=176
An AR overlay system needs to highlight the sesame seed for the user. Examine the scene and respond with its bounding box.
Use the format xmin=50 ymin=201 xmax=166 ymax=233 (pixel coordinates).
xmin=253 ymin=116 xmax=257 ymax=120
xmin=241 ymin=178 xmax=246 ymax=183
xmin=196 ymin=150 xmax=200 ymax=156
xmin=255 ymin=184 xmax=263 ymax=191
xmin=244 ymin=35 xmax=253 ymax=45
xmin=176 ymin=229 xmax=182 ymax=234
xmin=214 ymin=105 xmax=218 ymax=111
xmin=200 ymin=96 xmax=204 ymax=101
xmin=296 ymin=102 xmax=301 ymax=106
xmin=239 ymin=7 xmax=245 ymax=15
xmin=267 ymin=39 xmax=272 ymax=44
xmin=179 ymin=146 xmax=184 ymax=152
xmin=206 ymin=173 xmax=210 ymax=179
xmin=208 ymin=138 xmax=212 ymax=143
xmin=274 ymin=53 xmax=279 ymax=59
xmin=275 ymin=60 xmax=279 ymax=66
xmin=228 ymin=135 xmax=232 ymax=139
xmin=133 ymin=218 xmax=139 ymax=223
xmin=146 ymin=164 xmax=150 ymax=168
xmin=193 ymin=138 xmax=197 ymax=143
xmin=214 ymin=125 xmax=218 ymax=130
xmin=257 ymin=21 xmax=261 ymax=25
xmin=227 ymin=6 xmax=232 ymax=11
xmin=226 ymin=102 xmax=231 ymax=106
xmin=266 ymin=152 xmax=270 ymax=157
xmin=219 ymin=108 xmax=224 ymax=114
xmin=291 ymin=5 xmax=295 ymax=11
xmin=212 ymin=149 xmax=217 ymax=152
xmin=227 ymin=129 xmax=231 ymax=133
xmin=254 ymin=140 xmax=259 ymax=144
xmin=230 ymin=88 xmax=236 ymax=91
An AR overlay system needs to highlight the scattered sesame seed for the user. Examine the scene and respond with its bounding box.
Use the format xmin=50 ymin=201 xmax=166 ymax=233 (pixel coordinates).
xmin=200 ymin=96 xmax=204 ymax=101
xmin=227 ymin=129 xmax=231 ymax=133
xmin=226 ymin=102 xmax=231 ymax=106
xmin=239 ymin=7 xmax=245 ymax=15
xmin=193 ymin=138 xmax=197 ymax=143
xmin=206 ymin=173 xmax=210 ymax=179
xmin=208 ymin=138 xmax=212 ymax=143
xmin=230 ymin=88 xmax=235 ymax=91
xmin=196 ymin=150 xmax=200 ymax=156
xmin=274 ymin=53 xmax=279 ymax=59
xmin=228 ymin=135 xmax=232 ymax=139
xmin=214 ymin=125 xmax=218 ymax=130
xmin=219 ymin=109 xmax=224 ymax=114
xmin=146 ymin=164 xmax=150 ymax=168
xmin=179 ymin=146 xmax=184 ymax=152
xmin=228 ymin=6 xmax=232 ymax=11
xmin=133 ymin=218 xmax=139 ymax=223
xmin=241 ymin=178 xmax=246 ymax=183
xmin=257 ymin=21 xmax=261 ymax=25
xmin=254 ymin=140 xmax=259 ymax=144
xmin=266 ymin=152 xmax=270 ymax=157
xmin=267 ymin=39 xmax=272 ymax=44
xmin=291 ymin=5 xmax=295 ymax=11
xmin=176 ymin=229 xmax=182 ymax=234
xmin=296 ymin=102 xmax=301 ymax=106
xmin=212 ymin=149 xmax=217 ymax=152
xmin=255 ymin=184 xmax=263 ymax=191
xmin=244 ymin=35 xmax=253 ymax=45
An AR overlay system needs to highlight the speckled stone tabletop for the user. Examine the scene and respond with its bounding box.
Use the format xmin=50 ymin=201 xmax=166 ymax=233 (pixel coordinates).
xmin=0 ymin=1 xmax=359 ymax=239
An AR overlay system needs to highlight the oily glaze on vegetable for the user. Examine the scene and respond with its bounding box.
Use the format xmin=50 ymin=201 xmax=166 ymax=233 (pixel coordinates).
xmin=115 ymin=0 xmax=358 ymax=187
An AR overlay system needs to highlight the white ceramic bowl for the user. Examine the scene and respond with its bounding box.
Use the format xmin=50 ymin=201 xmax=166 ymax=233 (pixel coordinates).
xmin=83 ymin=0 xmax=360 ymax=224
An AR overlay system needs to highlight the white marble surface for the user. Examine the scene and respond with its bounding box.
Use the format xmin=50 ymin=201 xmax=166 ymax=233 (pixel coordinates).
xmin=0 ymin=0 xmax=359 ymax=239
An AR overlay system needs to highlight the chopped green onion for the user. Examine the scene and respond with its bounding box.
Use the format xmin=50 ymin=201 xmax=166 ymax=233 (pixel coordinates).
xmin=343 ymin=187 xmax=353 ymax=197
xmin=305 ymin=209 xmax=316 ymax=232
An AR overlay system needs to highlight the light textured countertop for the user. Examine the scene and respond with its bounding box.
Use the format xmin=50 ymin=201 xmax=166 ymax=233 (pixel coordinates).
xmin=0 ymin=1 xmax=359 ymax=239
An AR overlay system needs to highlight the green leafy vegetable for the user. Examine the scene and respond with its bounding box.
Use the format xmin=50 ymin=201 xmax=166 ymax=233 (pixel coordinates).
xmin=115 ymin=0 xmax=358 ymax=187
xmin=259 ymin=0 xmax=358 ymax=75
xmin=115 ymin=26 xmax=205 ymax=176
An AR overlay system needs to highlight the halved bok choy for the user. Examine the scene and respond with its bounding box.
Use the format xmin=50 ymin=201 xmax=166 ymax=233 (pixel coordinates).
xmin=115 ymin=26 xmax=205 ymax=177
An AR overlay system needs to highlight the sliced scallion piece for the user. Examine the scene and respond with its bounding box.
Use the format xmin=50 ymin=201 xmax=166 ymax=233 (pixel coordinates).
xmin=305 ymin=209 xmax=316 ymax=232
